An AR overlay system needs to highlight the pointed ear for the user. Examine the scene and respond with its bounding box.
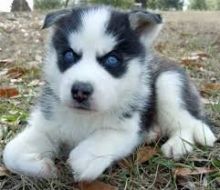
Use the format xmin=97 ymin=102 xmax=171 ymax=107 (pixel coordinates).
xmin=129 ymin=10 xmax=163 ymax=47
xmin=42 ymin=9 xmax=72 ymax=29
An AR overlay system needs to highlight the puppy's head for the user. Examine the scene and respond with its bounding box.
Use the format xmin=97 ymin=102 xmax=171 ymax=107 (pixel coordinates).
xmin=43 ymin=6 xmax=162 ymax=113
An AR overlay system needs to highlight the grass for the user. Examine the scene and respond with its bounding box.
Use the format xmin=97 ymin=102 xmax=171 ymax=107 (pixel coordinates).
xmin=0 ymin=11 xmax=220 ymax=189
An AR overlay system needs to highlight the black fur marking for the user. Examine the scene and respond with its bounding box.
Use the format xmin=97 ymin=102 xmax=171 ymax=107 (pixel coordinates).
xmin=181 ymin=75 xmax=202 ymax=119
xmin=97 ymin=50 xmax=126 ymax=78
xmin=104 ymin=10 xmax=146 ymax=78
xmin=140 ymin=57 xmax=203 ymax=131
xmin=150 ymin=59 xmax=202 ymax=121
xmin=140 ymin=85 xmax=156 ymax=131
xmin=52 ymin=6 xmax=109 ymax=73
xmin=52 ymin=8 xmax=82 ymax=72
xmin=39 ymin=84 xmax=59 ymax=120
xmin=120 ymin=105 xmax=139 ymax=120
xmin=121 ymin=112 xmax=133 ymax=118
xmin=155 ymin=65 xmax=202 ymax=119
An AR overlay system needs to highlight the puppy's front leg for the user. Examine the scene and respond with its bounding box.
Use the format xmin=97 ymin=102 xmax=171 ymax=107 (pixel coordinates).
xmin=68 ymin=123 xmax=140 ymax=181
xmin=3 ymin=110 xmax=59 ymax=178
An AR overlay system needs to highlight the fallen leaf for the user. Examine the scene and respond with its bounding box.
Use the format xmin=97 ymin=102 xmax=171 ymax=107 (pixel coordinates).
xmin=10 ymin=78 xmax=23 ymax=84
xmin=0 ymin=87 xmax=19 ymax=98
xmin=117 ymin=158 xmax=133 ymax=169
xmin=180 ymin=51 xmax=209 ymax=69
xmin=180 ymin=60 xmax=203 ymax=68
xmin=0 ymin=165 xmax=10 ymax=177
xmin=185 ymin=51 xmax=209 ymax=61
xmin=7 ymin=67 xmax=27 ymax=78
xmin=173 ymin=167 xmax=216 ymax=177
xmin=181 ymin=56 xmax=199 ymax=62
xmin=27 ymin=79 xmax=41 ymax=87
xmin=77 ymin=181 xmax=118 ymax=190
xmin=202 ymin=83 xmax=220 ymax=91
xmin=155 ymin=43 xmax=166 ymax=53
xmin=136 ymin=146 xmax=157 ymax=164
xmin=191 ymin=51 xmax=210 ymax=59
xmin=210 ymin=77 xmax=217 ymax=82
xmin=201 ymin=83 xmax=220 ymax=95
xmin=201 ymin=98 xmax=219 ymax=105
xmin=0 ymin=59 xmax=13 ymax=64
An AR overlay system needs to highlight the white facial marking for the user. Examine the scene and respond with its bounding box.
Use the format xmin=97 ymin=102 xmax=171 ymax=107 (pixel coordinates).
xmin=69 ymin=7 xmax=116 ymax=56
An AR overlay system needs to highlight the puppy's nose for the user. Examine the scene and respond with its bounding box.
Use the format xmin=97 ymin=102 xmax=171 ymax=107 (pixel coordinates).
xmin=71 ymin=82 xmax=93 ymax=103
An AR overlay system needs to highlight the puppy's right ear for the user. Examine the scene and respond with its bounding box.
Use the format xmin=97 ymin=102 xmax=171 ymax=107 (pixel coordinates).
xmin=42 ymin=9 xmax=72 ymax=29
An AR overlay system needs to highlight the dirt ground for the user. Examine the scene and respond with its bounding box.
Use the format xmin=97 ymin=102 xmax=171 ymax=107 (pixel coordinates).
xmin=0 ymin=10 xmax=220 ymax=190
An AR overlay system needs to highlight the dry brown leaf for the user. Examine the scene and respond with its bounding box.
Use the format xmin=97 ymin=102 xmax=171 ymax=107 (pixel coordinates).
xmin=0 ymin=165 xmax=10 ymax=177
xmin=202 ymin=83 xmax=220 ymax=91
xmin=136 ymin=146 xmax=157 ymax=164
xmin=173 ymin=167 xmax=216 ymax=177
xmin=181 ymin=56 xmax=199 ymax=62
xmin=117 ymin=158 xmax=133 ymax=169
xmin=183 ymin=52 xmax=209 ymax=62
xmin=0 ymin=59 xmax=13 ymax=64
xmin=0 ymin=87 xmax=19 ymax=98
xmin=7 ymin=67 xmax=27 ymax=78
xmin=77 ymin=181 xmax=118 ymax=190
xmin=191 ymin=51 xmax=210 ymax=59
xmin=180 ymin=51 xmax=209 ymax=68
xmin=155 ymin=43 xmax=166 ymax=53
xmin=180 ymin=60 xmax=203 ymax=68
xmin=27 ymin=79 xmax=42 ymax=87
xmin=201 ymin=83 xmax=220 ymax=95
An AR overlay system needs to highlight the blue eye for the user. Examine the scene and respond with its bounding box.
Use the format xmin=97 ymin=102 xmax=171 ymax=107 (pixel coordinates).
xmin=104 ymin=55 xmax=120 ymax=67
xmin=63 ymin=50 xmax=77 ymax=65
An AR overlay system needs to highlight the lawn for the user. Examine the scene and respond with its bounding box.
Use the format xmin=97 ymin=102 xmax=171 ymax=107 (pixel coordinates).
xmin=0 ymin=10 xmax=220 ymax=189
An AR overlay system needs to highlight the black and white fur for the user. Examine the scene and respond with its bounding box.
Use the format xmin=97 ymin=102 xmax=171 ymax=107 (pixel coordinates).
xmin=3 ymin=6 xmax=216 ymax=181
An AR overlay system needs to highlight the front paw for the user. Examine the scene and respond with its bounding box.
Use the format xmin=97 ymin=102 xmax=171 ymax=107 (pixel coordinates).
xmin=4 ymin=152 xmax=57 ymax=178
xmin=68 ymin=147 xmax=112 ymax=181
xmin=161 ymin=122 xmax=216 ymax=160
xmin=161 ymin=134 xmax=194 ymax=160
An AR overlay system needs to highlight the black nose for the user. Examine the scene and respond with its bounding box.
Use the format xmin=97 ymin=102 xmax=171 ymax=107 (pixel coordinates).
xmin=71 ymin=82 xmax=93 ymax=103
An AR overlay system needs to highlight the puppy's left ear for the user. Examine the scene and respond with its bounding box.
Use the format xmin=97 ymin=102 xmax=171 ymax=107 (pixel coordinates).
xmin=42 ymin=9 xmax=72 ymax=29
xmin=129 ymin=10 xmax=163 ymax=47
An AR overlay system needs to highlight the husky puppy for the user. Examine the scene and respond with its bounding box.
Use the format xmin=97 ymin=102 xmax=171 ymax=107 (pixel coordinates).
xmin=3 ymin=6 xmax=216 ymax=181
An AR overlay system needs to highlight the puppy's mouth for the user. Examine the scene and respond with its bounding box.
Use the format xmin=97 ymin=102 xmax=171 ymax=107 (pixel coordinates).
xmin=74 ymin=105 xmax=92 ymax=111
xmin=67 ymin=102 xmax=96 ymax=112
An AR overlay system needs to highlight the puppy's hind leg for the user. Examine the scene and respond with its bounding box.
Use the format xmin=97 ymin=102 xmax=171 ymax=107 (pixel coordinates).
xmin=155 ymin=70 xmax=216 ymax=160
xmin=3 ymin=110 xmax=58 ymax=178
